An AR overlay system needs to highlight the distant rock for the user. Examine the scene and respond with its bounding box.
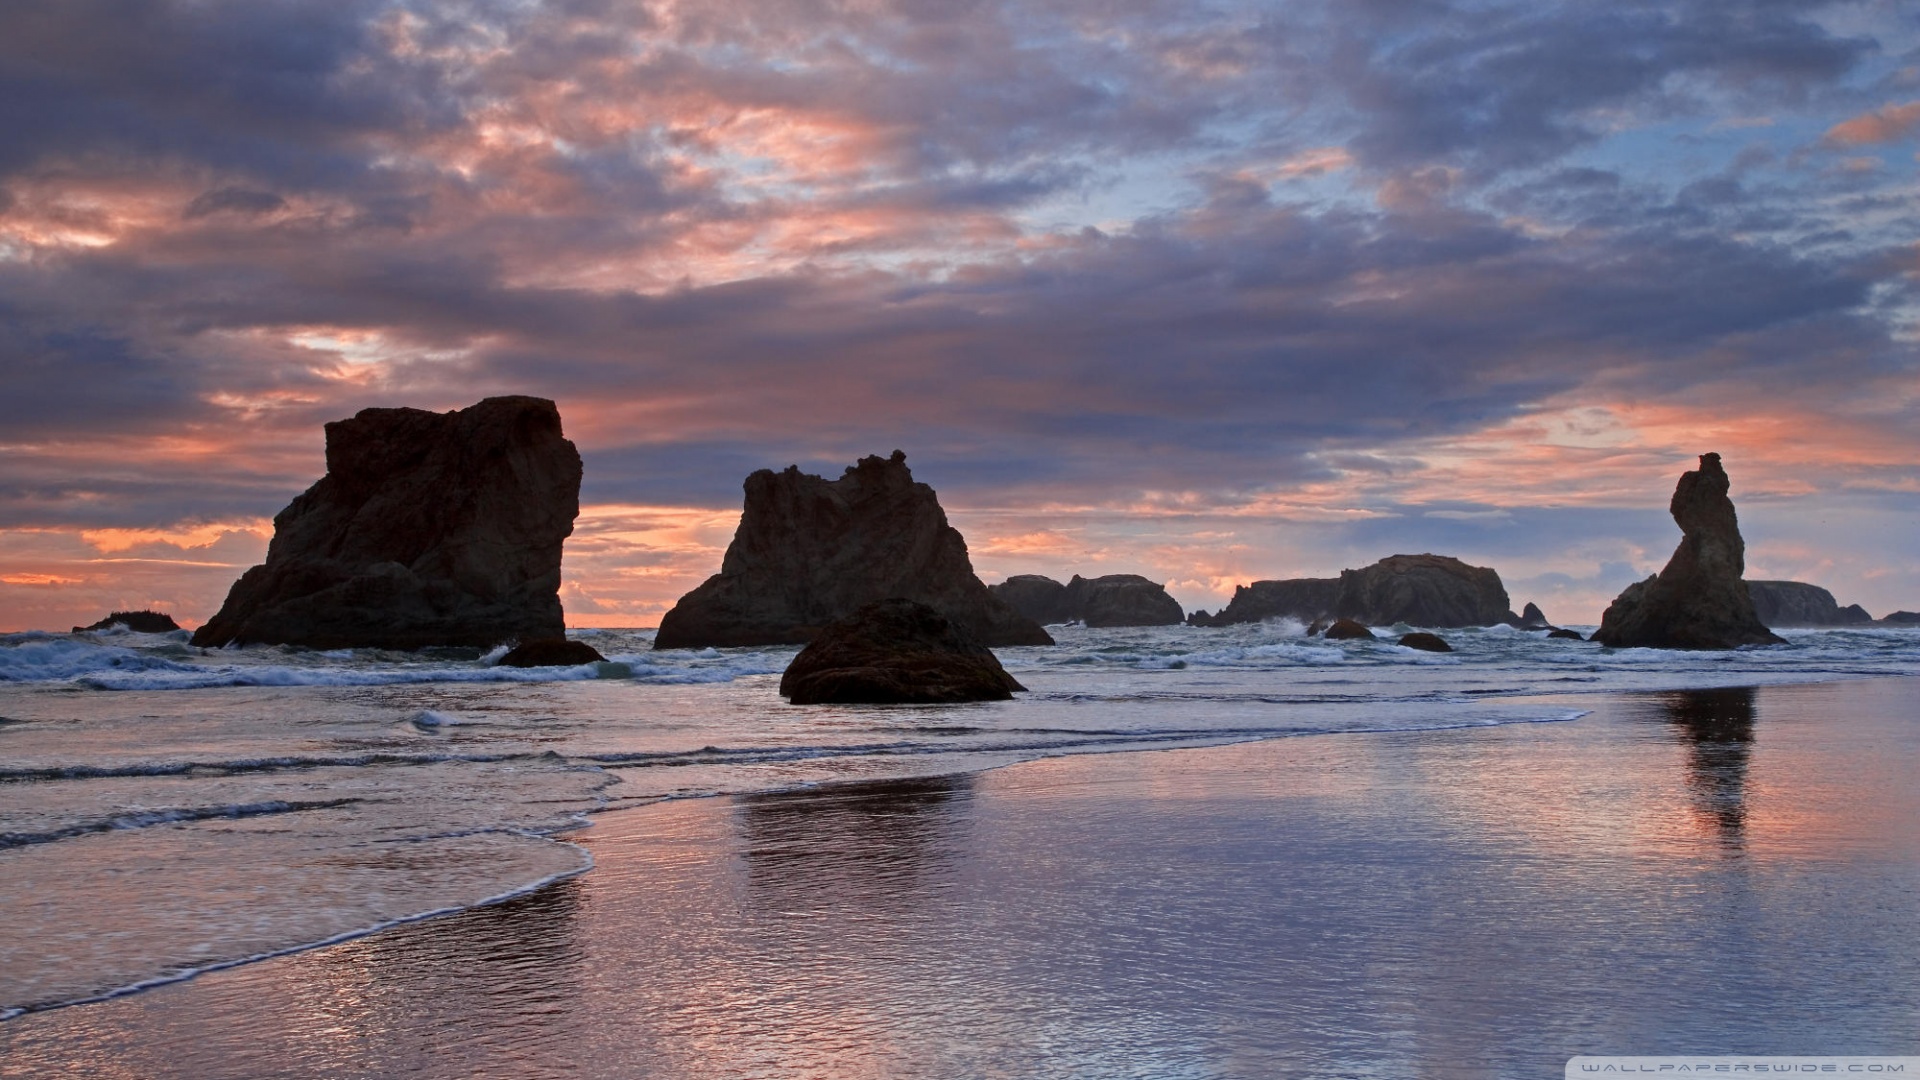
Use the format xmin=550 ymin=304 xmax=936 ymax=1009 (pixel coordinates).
xmin=497 ymin=639 xmax=606 ymax=667
xmin=655 ymin=452 xmax=1051 ymax=649
xmin=1547 ymin=628 xmax=1586 ymax=640
xmin=989 ymin=573 xmax=1184 ymax=627
xmin=191 ymin=396 xmax=581 ymax=650
xmin=1881 ymin=611 xmax=1920 ymax=625
xmin=990 ymin=575 xmax=1076 ymax=625
xmin=1745 ymin=581 xmax=1873 ymax=627
xmin=1324 ymin=618 xmax=1376 ymax=640
xmin=1190 ymin=554 xmax=1516 ymax=629
xmin=73 ymin=610 xmax=180 ymax=634
xmin=779 ymin=598 xmax=1026 ymax=705
xmin=1398 ymin=632 xmax=1452 ymax=652
xmin=1592 ymin=454 xmax=1785 ymax=650
xmin=1516 ymin=602 xmax=1551 ymax=630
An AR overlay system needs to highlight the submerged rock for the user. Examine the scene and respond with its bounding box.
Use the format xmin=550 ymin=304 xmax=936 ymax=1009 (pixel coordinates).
xmin=1397 ymin=632 xmax=1453 ymax=652
xmin=497 ymin=639 xmax=607 ymax=667
xmin=655 ymin=452 xmax=1051 ymax=649
xmin=1190 ymin=554 xmax=1515 ymax=629
xmin=191 ymin=396 xmax=581 ymax=650
xmin=73 ymin=610 xmax=180 ymax=634
xmin=1547 ymin=628 xmax=1586 ymax=640
xmin=1592 ymin=454 xmax=1785 ymax=650
xmin=989 ymin=573 xmax=1184 ymax=627
xmin=1323 ymin=618 xmax=1375 ymax=640
xmin=779 ymin=598 xmax=1026 ymax=705
xmin=1745 ymin=581 xmax=1873 ymax=627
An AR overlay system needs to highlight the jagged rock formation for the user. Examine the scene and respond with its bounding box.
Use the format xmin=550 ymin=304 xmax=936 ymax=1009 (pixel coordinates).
xmin=74 ymin=611 xmax=180 ymax=633
xmin=497 ymin=639 xmax=607 ymax=667
xmin=1592 ymin=454 xmax=1785 ymax=650
xmin=988 ymin=573 xmax=1184 ymax=627
xmin=1398 ymin=632 xmax=1452 ymax=652
xmin=654 ymin=452 xmax=1051 ymax=649
xmin=1324 ymin=619 xmax=1375 ymax=640
xmin=1516 ymin=602 xmax=1551 ymax=630
xmin=1745 ymin=581 xmax=1872 ymax=627
xmin=779 ymin=599 xmax=1026 ymax=705
xmin=1189 ymin=554 xmax=1516 ymax=629
xmin=192 ymin=396 xmax=581 ymax=650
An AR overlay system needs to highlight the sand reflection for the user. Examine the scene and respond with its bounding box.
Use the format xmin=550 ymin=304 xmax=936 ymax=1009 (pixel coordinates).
xmin=734 ymin=774 xmax=972 ymax=913
xmin=1655 ymin=686 xmax=1756 ymax=845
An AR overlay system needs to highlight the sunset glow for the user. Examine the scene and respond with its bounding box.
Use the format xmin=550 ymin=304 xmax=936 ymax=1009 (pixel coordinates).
xmin=3 ymin=0 xmax=1917 ymax=630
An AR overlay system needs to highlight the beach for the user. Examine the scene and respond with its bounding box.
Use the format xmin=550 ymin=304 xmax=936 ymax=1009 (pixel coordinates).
xmin=4 ymin=670 xmax=1915 ymax=1078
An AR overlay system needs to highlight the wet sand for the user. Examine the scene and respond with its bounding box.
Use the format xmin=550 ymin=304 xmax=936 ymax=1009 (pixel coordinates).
xmin=4 ymin=677 xmax=1918 ymax=1078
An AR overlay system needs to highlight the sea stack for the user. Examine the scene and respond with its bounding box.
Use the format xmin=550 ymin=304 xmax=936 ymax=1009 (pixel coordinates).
xmin=779 ymin=599 xmax=1026 ymax=704
xmin=988 ymin=573 xmax=1185 ymax=627
xmin=191 ymin=396 xmax=582 ymax=650
xmin=1191 ymin=554 xmax=1515 ymax=629
xmin=1592 ymin=454 xmax=1785 ymax=650
xmin=654 ymin=451 xmax=1051 ymax=649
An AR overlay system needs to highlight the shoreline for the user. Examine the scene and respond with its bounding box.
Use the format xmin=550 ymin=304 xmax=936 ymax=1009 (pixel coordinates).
xmin=3 ymin=669 xmax=1911 ymax=1030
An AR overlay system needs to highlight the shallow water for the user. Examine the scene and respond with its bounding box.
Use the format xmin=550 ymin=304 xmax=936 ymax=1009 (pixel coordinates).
xmin=3 ymin=678 xmax=1915 ymax=1078
xmin=1 ymin=621 xmax=1916 ymax=1023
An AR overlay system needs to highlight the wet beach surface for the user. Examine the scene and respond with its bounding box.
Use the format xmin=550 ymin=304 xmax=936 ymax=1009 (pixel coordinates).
xmin=5 ymin=677 xmax=1916 ymax=1079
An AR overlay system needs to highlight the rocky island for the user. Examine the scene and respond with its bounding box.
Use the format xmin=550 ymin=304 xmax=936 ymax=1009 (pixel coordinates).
xmin=989 ymin=574 xmax=1184 ymax=627
xmin=1592 ymin=453 xmax=1784 ymax=649
xmin=654 ymin=452 xmax=1051 ymax=649
xmin=191 ymin=396 xmax=582 ymax=650
xmin=1190 ymin=554 xmax=1518 ymax=629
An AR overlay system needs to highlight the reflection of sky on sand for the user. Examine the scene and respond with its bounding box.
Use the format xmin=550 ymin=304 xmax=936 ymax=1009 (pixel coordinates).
xmin=7 ymin=678 xmax=1919 ymax=1077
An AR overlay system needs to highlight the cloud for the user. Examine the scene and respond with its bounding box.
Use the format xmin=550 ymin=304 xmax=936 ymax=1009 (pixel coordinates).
xmin=1 ymin=0 xmax=1917 ymax=626
xmin=1823 ymin=101 xmax=1920 ymax=146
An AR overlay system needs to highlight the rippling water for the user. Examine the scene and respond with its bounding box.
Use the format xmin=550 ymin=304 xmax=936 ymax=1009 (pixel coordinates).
xmin=1 ymin=620 xmax=1916 ymax=1027
xmin=3 ymin=678 xmax=1916 ymax=1078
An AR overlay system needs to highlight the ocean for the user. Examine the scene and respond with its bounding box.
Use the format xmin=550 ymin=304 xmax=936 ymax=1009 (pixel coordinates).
xmin=2 ymin=621 xmax=1917 ymax=1076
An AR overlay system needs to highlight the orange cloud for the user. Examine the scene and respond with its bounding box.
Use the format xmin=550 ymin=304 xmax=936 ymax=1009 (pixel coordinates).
xmin=1822 ymin=101 xmax=1920 ymax=146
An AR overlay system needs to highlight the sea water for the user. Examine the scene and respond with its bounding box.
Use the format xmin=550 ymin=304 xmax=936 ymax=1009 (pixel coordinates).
xmin=1 ymin=619 xmax=1916 ymax=1020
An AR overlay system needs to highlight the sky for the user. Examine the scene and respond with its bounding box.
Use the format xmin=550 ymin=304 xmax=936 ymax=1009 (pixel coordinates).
xmin=2 ymin=0 xmax=1918 ymax=631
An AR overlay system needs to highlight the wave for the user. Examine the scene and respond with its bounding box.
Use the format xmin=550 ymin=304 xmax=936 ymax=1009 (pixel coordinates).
xmin=0 ymin=798 xmax=362 ymax=850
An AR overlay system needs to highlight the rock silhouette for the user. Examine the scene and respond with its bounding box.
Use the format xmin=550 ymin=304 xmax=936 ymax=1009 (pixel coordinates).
xmin=1592 ymin=454 xmax=1785 ymax=650
xmin=73 ymin=611 xmax=180 ymax=634
xmin=1397 ymin=632 xmax=1452 ymax=652
xmin=1516 ymin=602 xmax=1551 ymax=630
xmin=654 ymin=452 xmax=1051 ymax=649
xmin=498 ymin=639 xmax=607 ymax=667
xmin=779 ymin=598 xmax=1026 ymax=704
xmin=191 ymin=396 xmax=581 ymax=650
xmin=1190 ymin=554 xmax=1515 ymax=629
xmin=1324 ymin=618 xmax=1376 ymax=640
xmin=1744 ymin=581 xmax=1872 ymax=627
xmin=989 ymin=573 xmax=1183 ymax=627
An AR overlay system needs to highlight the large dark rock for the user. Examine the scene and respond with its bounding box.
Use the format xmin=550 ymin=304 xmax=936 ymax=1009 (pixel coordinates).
xmin=1745 ymin=581 xmax=1873 ymax=627
xmin=779 ymin=599 xmax=1026 ymax=705
xmin=191 ymin=396 xmax=581 ymax=650
xmin=655 ymin=452 xmax=1051 ymax=649
xmin=1190 ymin=554 xmax=1515 ymax=629
xmin=1324 ymin=618 xmax=1375 ymax=640
xmin=989 ymin=573 xmax=1184 ymax=627
xmin=1397 ymin=632 xmax=1452 ymax=652
xmin=1592 ymin=454 xmax=1785 ymax=650
xmin=74 ymin=610 xmax=180 ymax=633
xmin=1882 ymin=611 xmax=1920 ymax=625
xmin=1516 ymin=602 xmax=1551 ymax=630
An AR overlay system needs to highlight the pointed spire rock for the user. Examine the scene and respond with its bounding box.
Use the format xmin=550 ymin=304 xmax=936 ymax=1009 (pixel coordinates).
xmin=1592 ymin=453 xmax=1785 ymax=649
